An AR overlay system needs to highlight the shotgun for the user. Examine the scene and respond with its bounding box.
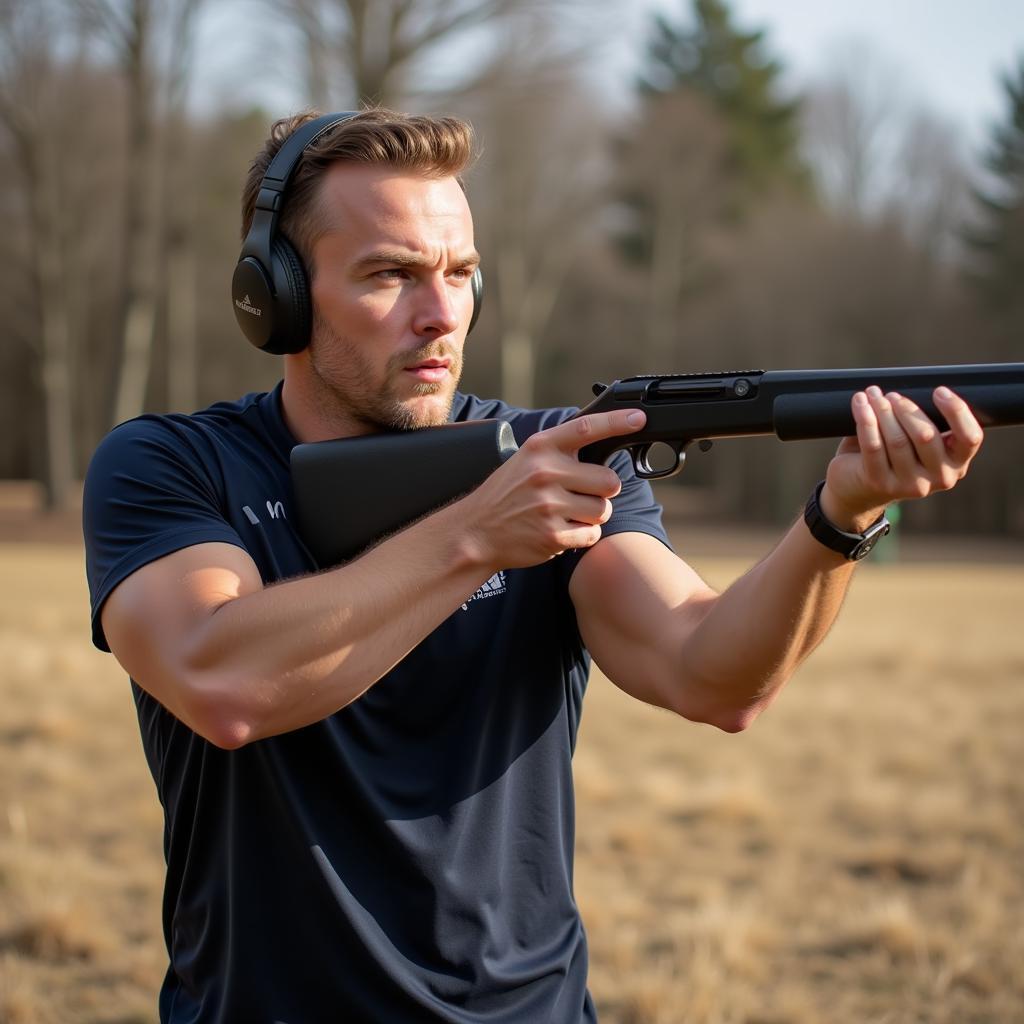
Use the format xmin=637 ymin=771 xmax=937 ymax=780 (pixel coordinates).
xmin=291 ymin=362 xmax=1024 ymax=567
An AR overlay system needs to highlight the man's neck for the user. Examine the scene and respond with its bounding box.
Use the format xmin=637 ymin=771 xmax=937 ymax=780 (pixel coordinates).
xmin=280 ymin=363 xmax=369 ymax=443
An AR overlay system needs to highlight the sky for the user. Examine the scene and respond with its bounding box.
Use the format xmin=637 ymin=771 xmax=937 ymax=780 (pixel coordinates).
xmin=194 ymin=0 xmax=1024 ymax=153
xmin=711 ymin=0 xmax=1022 ymax=146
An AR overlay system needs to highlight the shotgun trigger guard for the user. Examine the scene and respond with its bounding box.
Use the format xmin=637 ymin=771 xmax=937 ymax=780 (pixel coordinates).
xmin=632 ymin=442 xmax=685 ymax=480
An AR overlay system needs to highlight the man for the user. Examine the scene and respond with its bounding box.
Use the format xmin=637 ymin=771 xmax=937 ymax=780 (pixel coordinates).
xmin=83 ymin=109 xmax=983 ymax=1023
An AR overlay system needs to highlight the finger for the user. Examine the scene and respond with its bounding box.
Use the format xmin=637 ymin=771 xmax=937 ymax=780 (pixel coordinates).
xmin=517 ymin=454 xmax=621 ymax=499
xmin=934 ymin=386 xmax=984 ymax=464
xmin=555 ymin=522 xmax=603 ymax=552
xmin=888 ymin=392 xmax=945 ymax=475
xmin=567 ymin=462 xmax=623 ymax=499
xmin=851 ymin=390 xmax=890 ymax=483
xmin=563 ymin=494 xmax=614 ymax=527
xmin=867 ymin=386 xmax=918 ymax=477
xmin=549 ymin=409 xmax=647 ymax=455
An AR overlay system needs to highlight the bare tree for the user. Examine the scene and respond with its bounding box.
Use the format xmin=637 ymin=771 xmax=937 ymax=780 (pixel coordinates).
xmin=802 ymin=42 xmax=906 ymax=220
xmin=616 ymin=90 xmax=729 ymax=371
xmin=76 ymin=0 xmax=205 ymax=427
xmin=162 ymin=7 xmax=205 ymax=413
xmin=465 ymin=17 xmax=615 ymax=407
xmin=886 ymin=107 xmax=971 ymax=264
xmin=269 ymin=0 xmax=565 ymax=109
xmin=0 ymin=0 xmax=78 ymax=508
xmin=804 ymin=42 xmax=972 ymax=266
xmin=277 ymin=0 xmax=333 ymax=108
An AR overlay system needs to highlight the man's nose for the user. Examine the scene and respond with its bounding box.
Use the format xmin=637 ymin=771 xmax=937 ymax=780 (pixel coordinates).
xmin=412 ymin=276 xmax=461 ymax=337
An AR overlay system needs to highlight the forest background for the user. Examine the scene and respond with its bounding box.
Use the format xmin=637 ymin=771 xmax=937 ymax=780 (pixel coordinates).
xmin=2 ymin=0 xmax=1024 ymax=535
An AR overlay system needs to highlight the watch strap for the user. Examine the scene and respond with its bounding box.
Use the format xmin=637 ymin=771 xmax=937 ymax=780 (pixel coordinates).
xmin=803 ymin=480 xmax=890 ymax=561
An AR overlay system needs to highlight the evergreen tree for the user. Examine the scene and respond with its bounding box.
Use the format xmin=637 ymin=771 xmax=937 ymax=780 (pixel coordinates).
xmin=614 ymin=0 xmax=805 ymax=370
xmin=637 ymin=0 xmax=806 ymax=197
xmin=967 ymin=54 xmax=1024 ymax=328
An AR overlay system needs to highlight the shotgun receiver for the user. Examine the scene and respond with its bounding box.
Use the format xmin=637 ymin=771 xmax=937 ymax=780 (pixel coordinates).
xmin=291 ymin=362 xmax=1024 ymax=567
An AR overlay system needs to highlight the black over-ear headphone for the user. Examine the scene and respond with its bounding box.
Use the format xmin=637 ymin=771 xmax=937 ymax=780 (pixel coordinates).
xmin=232 ymin=111 xmax=484 ymax=355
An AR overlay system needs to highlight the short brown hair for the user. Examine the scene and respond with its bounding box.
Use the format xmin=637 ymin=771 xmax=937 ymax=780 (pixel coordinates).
xmin=240 ymin=108 xmax=476 ymax=271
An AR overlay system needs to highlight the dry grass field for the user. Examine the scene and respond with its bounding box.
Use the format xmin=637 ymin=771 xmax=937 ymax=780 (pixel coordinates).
xmin=1 ymin=536 xmax=1022 ymax=1023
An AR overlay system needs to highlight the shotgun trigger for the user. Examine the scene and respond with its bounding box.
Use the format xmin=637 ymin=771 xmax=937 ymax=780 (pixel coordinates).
xmin=632 ymin=442 xmax=686 ymax=480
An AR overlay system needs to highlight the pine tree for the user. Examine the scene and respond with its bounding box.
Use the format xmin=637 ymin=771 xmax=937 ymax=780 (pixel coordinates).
xmin=637 ymin=0 xmax=806 ymax=198
xmin=615 ymin=0 xmax=805 ymax=370
xmin=967 ymin=54 xmax=1024 ymax=326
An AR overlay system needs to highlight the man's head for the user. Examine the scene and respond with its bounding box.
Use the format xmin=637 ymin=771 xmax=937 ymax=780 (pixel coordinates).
xmin=240 ymin=110 xmax=481 ymax=438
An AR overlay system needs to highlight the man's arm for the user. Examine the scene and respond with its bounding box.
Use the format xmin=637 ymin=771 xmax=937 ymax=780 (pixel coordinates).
xmin=569 ymin=386 xmax=984 ymax=731
xmin=100 ymin=409 xmax=646 ymax=749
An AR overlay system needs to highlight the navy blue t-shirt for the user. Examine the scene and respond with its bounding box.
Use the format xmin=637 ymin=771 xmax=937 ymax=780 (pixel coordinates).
xmin=83 ymin=384 xmax=671 ymax=1024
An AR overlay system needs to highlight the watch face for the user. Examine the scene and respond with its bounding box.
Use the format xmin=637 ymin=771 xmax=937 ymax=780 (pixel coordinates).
xmin=852 ymin=521 xmax=892 ymax=560
xmin=851 ymin=536 xmax=879 ymax=560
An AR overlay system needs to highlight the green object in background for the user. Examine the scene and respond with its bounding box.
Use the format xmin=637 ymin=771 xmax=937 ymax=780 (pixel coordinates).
xmin=876 ymin=502 xmax=901 ymax=563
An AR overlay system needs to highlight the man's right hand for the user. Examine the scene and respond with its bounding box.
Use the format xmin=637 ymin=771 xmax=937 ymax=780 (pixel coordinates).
xmin=457 ymin=409 xmax=648 ymax=571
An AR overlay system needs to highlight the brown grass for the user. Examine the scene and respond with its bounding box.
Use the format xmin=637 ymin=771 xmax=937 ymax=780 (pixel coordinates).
xmin=1 ymin=540 xmax=1022 ymax=1023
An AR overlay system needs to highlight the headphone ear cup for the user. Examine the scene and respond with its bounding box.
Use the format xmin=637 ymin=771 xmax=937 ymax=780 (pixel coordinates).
xmin=266 ymin=236 xmax=313 ymax=355
xmin=468 ymin=266 xmax=484 ymax=335
xmin=231 ymin=255 xmax=277 ymax=351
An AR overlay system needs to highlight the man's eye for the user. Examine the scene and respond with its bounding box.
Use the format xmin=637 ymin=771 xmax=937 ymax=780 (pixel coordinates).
xmin=377 ymin=268 xmax=406 ymax=280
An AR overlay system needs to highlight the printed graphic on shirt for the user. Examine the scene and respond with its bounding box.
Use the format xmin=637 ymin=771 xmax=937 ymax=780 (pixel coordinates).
xmin=461 ymin=571 xmax=507 ymax=611
xmin=241 ymin=500 xmax=287 ymax=525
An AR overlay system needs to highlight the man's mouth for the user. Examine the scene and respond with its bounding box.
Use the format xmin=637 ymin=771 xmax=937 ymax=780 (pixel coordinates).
xmin=404 ymin=357 xmax=452 ymax=384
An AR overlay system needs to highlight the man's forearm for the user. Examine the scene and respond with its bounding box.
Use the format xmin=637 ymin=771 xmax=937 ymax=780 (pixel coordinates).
xmin=181 ymin=501 xmax=495 ymax=746
xmin=676 ymin=516 xmax=858 ymax=731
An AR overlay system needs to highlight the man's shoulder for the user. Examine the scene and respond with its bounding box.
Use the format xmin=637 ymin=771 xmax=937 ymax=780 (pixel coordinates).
xmin=81 ymin=387 xmax=294 ymax=651
xmin=110 ymin=389 xmax=270 ymax=439
xmin=82 ymin=387 xmax=292 ymax=536
xmin=89 ymin=388 xmax=280 ymax=470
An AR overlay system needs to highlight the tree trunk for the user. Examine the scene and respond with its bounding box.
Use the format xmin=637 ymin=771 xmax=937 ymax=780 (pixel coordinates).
xmin=646 ymin=173 xmax=687 ymax=373
xmin=31 ymin=136 xmax=75 ymax=509
xmin=500 ymin=326 xmax=535 ymax=410
xmin=167 ymin=238 xmax=198 ymax=412
xmin=111 ymin=0 xmax=161 ymax=427
xmin=38 ymin=258 xmax=75 ymax=509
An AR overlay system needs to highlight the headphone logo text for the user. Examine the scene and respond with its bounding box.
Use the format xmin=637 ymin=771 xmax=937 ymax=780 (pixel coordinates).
xmin=235 ymin=294 xmax=262 ymax=317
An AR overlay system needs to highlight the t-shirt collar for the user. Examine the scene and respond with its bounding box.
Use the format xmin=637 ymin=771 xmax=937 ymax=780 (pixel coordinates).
xmin=258 ymin=381 xmax=299 ymax=458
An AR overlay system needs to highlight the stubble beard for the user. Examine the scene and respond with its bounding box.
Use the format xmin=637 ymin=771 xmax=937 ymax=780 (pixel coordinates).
xmin=308 ymin=312 xmax=463 ymax=433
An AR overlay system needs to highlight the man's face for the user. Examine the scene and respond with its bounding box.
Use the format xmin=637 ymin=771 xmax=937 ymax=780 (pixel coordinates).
xmin=304 ymin=163 xmax=479 ymax=433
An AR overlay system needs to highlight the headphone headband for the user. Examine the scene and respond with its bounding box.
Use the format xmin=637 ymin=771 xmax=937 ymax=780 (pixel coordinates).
xmin=241 ymin=112 xmax=359 ymax=266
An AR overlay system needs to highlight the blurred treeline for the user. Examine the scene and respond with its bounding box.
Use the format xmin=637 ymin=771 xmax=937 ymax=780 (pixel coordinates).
xmin=1 ymin=0 xmax=1021 ymax=532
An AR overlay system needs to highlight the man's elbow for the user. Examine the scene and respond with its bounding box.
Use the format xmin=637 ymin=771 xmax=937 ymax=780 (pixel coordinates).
xmin=198 ymin=712 xmax=257 ymax=751
xmin=176 ymin=670 xmax=260 ymax=750
xmin=169 ymin=625 xmax=268 ymax=748
xmin=669 ymin=684 xmax=766 ymax=734
xmin=679 ymin=705 xmax=760 ymax=734
xmin=705 ymin=707 xmax=760 ymax=734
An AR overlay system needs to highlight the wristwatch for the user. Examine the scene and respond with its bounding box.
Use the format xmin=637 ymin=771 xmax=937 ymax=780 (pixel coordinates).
xmin=803 ymin=480 xmax=891 ymax=561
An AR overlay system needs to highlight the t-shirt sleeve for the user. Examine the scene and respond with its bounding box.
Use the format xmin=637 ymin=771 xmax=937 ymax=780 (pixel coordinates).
xmin=556 ymin=446 xmax=674 ymax=587
xmin=601 ymin=447 xmax=673 ymax=546
xmin=82 ymin=418 xmax=249 ymax=652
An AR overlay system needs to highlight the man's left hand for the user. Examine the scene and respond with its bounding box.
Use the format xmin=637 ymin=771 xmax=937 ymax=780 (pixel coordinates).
xmin=821 ymin=386 xmax=984 ymax=532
